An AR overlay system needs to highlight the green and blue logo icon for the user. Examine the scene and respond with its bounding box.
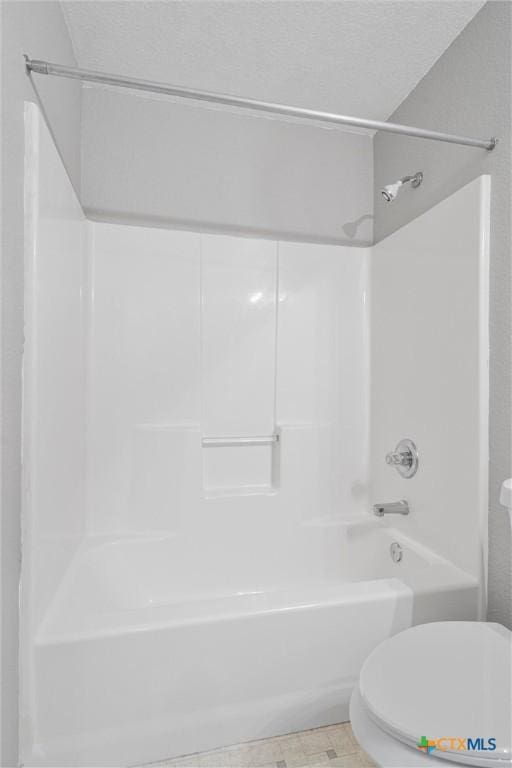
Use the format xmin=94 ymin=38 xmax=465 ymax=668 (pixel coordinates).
xmin=417 ymin=736 xmax=437 ymax=754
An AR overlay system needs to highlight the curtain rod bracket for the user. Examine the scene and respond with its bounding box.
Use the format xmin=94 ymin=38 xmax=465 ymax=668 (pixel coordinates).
xmin=25 ymin=56 xmax=48 ymax=75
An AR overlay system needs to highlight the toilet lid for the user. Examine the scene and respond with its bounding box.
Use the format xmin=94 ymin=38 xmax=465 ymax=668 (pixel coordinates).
xmin=359 ymin=622 xmax=512 ymax=767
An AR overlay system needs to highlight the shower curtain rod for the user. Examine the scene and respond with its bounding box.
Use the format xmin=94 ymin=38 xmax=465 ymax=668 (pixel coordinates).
xmin=25 ymin=56 xmax=497 ymax=151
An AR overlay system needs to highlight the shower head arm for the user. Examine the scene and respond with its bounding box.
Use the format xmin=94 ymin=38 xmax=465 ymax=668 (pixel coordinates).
xmin=400 ymin=172 xmax=423 ymax=188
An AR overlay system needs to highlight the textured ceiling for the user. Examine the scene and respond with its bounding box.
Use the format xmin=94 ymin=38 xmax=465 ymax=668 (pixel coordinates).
xmin=62 ymin=1 xmax=484 ymax=121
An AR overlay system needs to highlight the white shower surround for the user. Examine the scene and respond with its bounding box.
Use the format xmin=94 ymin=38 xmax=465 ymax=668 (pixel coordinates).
xmin=21 ymin=104 xmax=489 ymax=767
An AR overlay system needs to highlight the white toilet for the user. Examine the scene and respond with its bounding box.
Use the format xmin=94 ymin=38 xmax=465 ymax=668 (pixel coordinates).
xmin=350 ymin=480 xmax=512 ymax=768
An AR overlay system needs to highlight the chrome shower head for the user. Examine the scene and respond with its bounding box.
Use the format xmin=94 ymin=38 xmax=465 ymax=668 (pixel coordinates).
xmin=381 ymin=180 xmax=403 ymax=203
xmin=381 ymin=171 xmax=423 ymax=203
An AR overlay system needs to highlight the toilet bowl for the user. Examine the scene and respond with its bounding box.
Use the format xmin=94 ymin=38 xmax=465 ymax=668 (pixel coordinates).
xmin=350 ymin=621 xmax=512 ymax=768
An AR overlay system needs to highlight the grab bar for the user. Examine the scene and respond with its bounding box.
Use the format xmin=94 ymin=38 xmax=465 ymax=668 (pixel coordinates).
xmin=202 ymin=434 xmax=279 ymax=447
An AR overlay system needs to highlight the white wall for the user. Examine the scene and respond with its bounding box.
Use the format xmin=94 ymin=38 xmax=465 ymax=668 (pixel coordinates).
xmin=0 ymin=3 xmax=81 ymax=764
xmin=373 ymin=1 xmax=511 ymax=627
xmin=81 ymin=87 xmax=374 ymax=245
xmin=370 ymin=177 xmax=489 ymax=591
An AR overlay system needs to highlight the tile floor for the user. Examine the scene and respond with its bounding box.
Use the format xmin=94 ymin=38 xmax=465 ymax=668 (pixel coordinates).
xmin=154 ymin=723 xmax=376 ymax=768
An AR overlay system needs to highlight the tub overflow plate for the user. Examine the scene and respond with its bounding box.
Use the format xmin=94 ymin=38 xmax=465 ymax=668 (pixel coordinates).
xmin=390 ymin=542 xmax=403 ymax=563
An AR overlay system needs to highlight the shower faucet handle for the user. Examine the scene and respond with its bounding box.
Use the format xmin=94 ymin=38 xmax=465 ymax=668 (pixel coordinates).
xmin=385 ymin=451 xmax=411 ymax=467
xmin=385 ymin=439 xmax=419 ymax=479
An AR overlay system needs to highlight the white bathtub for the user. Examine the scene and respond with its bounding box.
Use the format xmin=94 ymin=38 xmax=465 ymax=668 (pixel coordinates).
xmin=27 ymin=521 xmax=479 ymax=767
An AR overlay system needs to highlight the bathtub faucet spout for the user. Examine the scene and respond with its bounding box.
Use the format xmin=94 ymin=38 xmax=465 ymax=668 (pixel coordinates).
xmin=373 ymin=500 xmax=410 ymax=517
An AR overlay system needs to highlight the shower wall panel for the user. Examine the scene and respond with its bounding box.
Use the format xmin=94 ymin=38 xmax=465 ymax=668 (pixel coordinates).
xmin=22 ymin=103 xmax=87 ymax=631
xmin=87 ymin=223 xmax=201 ymax=534
xmin=201 ymin=235 xmax=278 ymax=494
xmin=86 ymin=224 xmax=368 ymax=556
xmin=201 ymin=234 xmax=277 ymax=438
xmin=22 ymin=103 xmax=88 ymax=750
xmin=277 ymin=242 xmax=369 ymax=515
xmin=369 ymin=176 xmax=490 ymax=591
